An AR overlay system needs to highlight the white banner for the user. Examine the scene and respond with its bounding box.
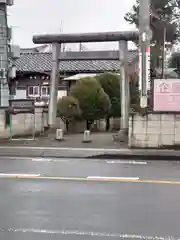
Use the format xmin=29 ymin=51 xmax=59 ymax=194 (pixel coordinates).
xmin=146 ymin=47 xmax=151 ymax=91
xmin=138 ymin=49 xmax=142 ymax=91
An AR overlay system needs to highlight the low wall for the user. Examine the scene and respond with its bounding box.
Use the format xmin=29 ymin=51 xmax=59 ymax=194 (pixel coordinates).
xmin=129 ymin=113 xmax=180 ymax=148
xmin=0 ymin=107 xmax=48 ymax=139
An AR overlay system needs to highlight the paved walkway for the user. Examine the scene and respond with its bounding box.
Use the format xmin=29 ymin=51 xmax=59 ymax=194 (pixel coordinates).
xmin=0 ymin=133 xmax=127 ymax=149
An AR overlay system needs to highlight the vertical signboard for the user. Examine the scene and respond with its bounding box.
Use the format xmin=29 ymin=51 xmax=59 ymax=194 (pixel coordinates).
xmin=8 ymin=99 xmax=35 ymax=140
xmin=138 ymin=49 xmax=142 ymax=91
xmin=146 ymin=47 xmax=151 ymax=91
xmin=153 ymin=79 xmax=180 ymax=112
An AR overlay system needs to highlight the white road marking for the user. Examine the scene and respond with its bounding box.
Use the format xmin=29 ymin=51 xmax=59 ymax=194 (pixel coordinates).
xmin=10 ymin=138 xmax=35 ymax=141
xmin=106 ymin=160 xmax=147 ymax=165
xmin=0 ymin=173 xmax=41 ymax=178
xmin=87 ymin=176 xmax=140 ymax=180
xmin=0 ymin=156 xmax=69 ymax=162
xmin=0 ymin=174 xmax=140 ymax=182
xmin=31 ymin=158 xmax=52 ymax=162
xmin=0 ymin=156 xmax=33 ymax=160
xmin=4 ymin=228 xmax=176 ymax=239
xmin=31 ymin=158 xmax=68 ymax=162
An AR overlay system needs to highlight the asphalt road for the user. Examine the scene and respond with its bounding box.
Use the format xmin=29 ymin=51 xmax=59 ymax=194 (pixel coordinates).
xmin=0 ymin=157 xmax=180 ymax=240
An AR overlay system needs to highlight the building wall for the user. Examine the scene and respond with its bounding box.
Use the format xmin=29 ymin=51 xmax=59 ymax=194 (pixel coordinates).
xmin=129 ymin=113 xmax=180 ymax=148
xmin=14 ymin=76 xmax=68 ymax=89
xmin=12 ymin=75 xmax=68 ymax=100
xmin=0 ymin=107 xmax=48 ymax=139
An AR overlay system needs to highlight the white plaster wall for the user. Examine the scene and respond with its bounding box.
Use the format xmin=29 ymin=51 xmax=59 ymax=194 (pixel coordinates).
xmin=129 ymin=113 xmax=179 ymax=148
xmin=14 ymin=89 xmax=27 ymax=99
xmin=0 ymin=107 xmax=48 ymax=139
xmin=57 ymin=90 xmax=67 ymax=99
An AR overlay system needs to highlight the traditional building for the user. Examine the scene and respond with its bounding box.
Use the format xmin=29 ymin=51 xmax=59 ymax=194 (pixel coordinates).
xmin=11 ymin=50 xmax=138 ymax=102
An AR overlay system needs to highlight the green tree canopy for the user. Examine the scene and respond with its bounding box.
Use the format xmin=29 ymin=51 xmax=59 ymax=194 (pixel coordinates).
xmin=70 ymin=77 xmax=111 ymax=123
xmin=124 ymin=0 xmax=179 ymax=68
xmin=169 ymin=52 xmax=180 ymax=75
xmin=96 ymin=73 xmax=121 ymax=118
xmin=125 ymin=0 xmax=177 ymax=44
xmin=57 ymin=96 xmax=81 ymax=124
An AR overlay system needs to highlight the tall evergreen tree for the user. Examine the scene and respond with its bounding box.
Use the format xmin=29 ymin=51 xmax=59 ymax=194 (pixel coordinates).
xmin=124 ymin=0 xmax=179 ymax=68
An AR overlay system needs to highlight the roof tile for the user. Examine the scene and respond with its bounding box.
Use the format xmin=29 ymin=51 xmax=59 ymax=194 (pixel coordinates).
xmin=13 ymin=50 xmax=137 ymax=73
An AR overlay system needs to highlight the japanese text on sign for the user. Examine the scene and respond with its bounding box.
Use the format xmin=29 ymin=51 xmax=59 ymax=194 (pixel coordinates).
xmin=153 ymin=79 xmax=180 ymax=112
xmin=9 ymin=99 xmax=35 ymax=114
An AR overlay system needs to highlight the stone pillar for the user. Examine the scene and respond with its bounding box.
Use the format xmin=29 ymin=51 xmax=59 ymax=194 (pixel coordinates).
xmin=119 ymin=40 xmax=129 ymax=132
xmin=48 ymin=43 xmax=61 ymax=127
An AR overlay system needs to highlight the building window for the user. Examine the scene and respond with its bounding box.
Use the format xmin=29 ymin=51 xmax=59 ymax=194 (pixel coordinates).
xmin=28 ymin=86 xmax=40 ymax=97
xmin=41 ymin=86 xmax=50 ymax=97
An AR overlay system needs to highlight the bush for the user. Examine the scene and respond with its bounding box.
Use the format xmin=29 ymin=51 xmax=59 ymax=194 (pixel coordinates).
xmin=96 ymin=73 xmax=121 ymax=118
xmin=57 ymin=96 xmax=81 ymax=129
xmin=70 ymin=77 xmax=111 ymax=129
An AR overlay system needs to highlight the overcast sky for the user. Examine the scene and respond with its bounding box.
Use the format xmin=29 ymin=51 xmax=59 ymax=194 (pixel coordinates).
xmin=8 ymin=0 xmax=136 ymax=50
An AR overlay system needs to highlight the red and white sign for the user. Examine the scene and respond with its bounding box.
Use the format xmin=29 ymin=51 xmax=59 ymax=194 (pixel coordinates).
xmin=154 ymin=79 xmax=180 ymax=111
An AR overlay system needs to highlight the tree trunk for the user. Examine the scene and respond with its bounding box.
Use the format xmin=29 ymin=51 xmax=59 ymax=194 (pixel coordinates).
xmin=66 ymin=121 xmax=69 ymax=132
xmin=106 ymin=117 xmax=110 ymax=132
xmin=86 ymin=120 xmax=92 ymax=130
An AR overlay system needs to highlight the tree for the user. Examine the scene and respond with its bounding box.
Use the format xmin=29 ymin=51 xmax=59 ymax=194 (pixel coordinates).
xmin=169 ymin=52 xmax=180 ymax=75
xmin=124 ymin=0 xmax=178 ymax=68
xmin=57 ymin=96 xmax=81 ymax=131
xmin=70 ymin=77 xmax=111 ymax=129
xmin=125 ymin=0 xmax=177 ymax=43
xmin=96 ymin=73 xmax=121 ymax=131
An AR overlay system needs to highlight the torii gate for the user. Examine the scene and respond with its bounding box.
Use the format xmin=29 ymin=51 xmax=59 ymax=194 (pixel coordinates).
xmin=33 ymin=31 xmax=138 ymax=133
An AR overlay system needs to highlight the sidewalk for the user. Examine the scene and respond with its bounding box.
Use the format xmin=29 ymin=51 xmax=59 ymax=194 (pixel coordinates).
xmin=0 ymin=133 xmax=180 ymax=160
xmin=0 ymin=133 xmax=126 ymax=149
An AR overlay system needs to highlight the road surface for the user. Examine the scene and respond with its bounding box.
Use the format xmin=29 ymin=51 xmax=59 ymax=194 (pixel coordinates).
xmin=0 ymin=157 xmax=180 ymax=240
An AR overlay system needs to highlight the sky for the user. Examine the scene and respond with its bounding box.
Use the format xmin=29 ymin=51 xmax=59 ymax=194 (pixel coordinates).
xmin=8 ymin=0 xmax=136 ymax=50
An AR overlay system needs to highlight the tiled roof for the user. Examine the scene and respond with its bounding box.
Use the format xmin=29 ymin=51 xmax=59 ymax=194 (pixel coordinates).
xmin=13 ymin=50 xmax=137 ymax=73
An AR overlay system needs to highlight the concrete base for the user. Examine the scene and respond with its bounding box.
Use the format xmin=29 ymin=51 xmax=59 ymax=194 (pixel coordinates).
xmin=112 ymin=129 xmax=128 ymax=143
xmin=55 ymin=139 xmax=65 ymax=142
xmin=82 ymin=140 xmax=92 ymax=143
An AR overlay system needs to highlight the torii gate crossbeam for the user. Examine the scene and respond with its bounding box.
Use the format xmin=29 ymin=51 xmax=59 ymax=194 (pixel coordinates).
xmin=33 ymin=31 xmax=138 ymax=44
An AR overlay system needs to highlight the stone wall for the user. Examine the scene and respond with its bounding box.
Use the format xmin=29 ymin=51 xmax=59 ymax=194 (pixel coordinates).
xmin=129 ymin=113 xmax=180 ymax=148
xmin=0 ymin=107 xmax=48 ymax=139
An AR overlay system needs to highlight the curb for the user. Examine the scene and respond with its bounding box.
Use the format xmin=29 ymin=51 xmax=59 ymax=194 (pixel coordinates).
xmin=0 ymin=147 xmax=180 ymax=160
xmin=0 ymin=148 xmax=96 ymax=159
xmin=87 ymin=154 xmax=180 ymax=160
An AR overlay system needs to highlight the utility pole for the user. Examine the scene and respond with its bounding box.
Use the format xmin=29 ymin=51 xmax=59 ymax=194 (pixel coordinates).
xmin=0 ymin=0 xmax=11 ymax=107
xmin=139 ymin=0 xmax=151 ymax=108
xmin=161 ymin=27 xmax=166 ymax=78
